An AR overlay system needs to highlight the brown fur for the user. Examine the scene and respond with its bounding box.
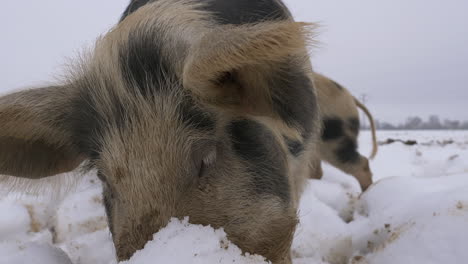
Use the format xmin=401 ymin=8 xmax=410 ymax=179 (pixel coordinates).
xmin=0 ymin=86 xmax=84 ymax=178
xmin=311 ymin=72 xmax=378 ymax=191
xmin=184 ymin=21 xmax=314 ymax=114
xmin=0 ymin=1 xmax=319 ymax=263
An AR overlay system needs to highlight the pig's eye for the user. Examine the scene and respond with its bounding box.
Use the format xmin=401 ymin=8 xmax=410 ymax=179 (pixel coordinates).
xmin=202 ymin=148 xmax=216 ymax=166
xmin=198 ymin=148 xmax=216 ymax=178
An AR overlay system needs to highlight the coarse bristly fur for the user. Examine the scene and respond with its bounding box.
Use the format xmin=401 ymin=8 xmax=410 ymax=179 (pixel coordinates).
xmin=0 ymin=0 xmax=320 ymax=263
xmin=310 ymin=72 xmax=378 ymax=191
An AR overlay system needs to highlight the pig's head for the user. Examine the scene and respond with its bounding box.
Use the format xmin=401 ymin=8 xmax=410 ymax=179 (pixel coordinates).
xmin=0 ymin=1 xmax=317 ymax=262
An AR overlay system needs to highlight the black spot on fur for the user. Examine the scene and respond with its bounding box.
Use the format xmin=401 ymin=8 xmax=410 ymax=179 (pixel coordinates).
xmin=335 ymin=137 xmax=360 ymax=164
xmin=178 ymin=96 xmax=216 ymax=131
xmin=228 ymin=119 xmax=289 ymax=202
xmin=120 ymin=0 xmax=152 ymax=22
xmin=120 ymin=0 xmax=292 ymax=25
xmin=119 ymin=30 xmax=173 ymax=98
xmin=348 ymin=118 xmax=360 ymax=135
xmin=201 ymin=0 xmax=291 ymax=25
xmin=70 ymin=76 xmax=137 ymax=165
xmin=270 ymin=63 xmax=317 ymax=138
xmin=69 ymin=89 xmax=105 ymax=161
xmin=284 ymin=137 xmax=303 ymax=157
xmin=322 ymin=118 xmax=344 ymax=141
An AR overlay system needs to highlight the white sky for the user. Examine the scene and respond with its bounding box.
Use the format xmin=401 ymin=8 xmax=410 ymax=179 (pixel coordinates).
xmin=1 ymin=0 xmax=467 ymax=123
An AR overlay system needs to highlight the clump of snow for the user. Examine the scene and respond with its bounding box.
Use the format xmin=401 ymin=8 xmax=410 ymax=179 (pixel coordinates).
xmin=59 ymin=229 xmax=115 ymax=264
xmin=0 ymin=242 xmax=72 ymax=264
xmin=292 ymin=180 xmax=354 ymax=264
xmin=350 ymin=173 xmax=468 ymax=264
xmin=0 ymin=200 xmax=31 ymax=241
xmin=1 ymin=130 xmax=468 ymax=264
xmin=121 ymin=218 xmax=268 ymax=264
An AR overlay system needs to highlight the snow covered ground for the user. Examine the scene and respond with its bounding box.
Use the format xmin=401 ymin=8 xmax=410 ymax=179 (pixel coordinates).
xmin=1 ymin=130 xmax=467 ymax=264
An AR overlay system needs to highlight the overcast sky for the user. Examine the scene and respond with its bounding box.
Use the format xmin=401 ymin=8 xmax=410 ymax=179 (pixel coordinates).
xmin=1 ymin=0 xmax=467 ymax=123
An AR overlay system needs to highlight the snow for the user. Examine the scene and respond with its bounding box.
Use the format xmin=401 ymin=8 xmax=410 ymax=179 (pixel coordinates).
xmin=1 ymin=130 xmax=467 ymax=264
xmin=54 ymin=179 xmax=108 ymax=243
xmin=0 ymin=200 xmax=31 ymax=241
xmin=0 ymin=242 xmax=72 ymax=264
xmin=351 ymin=174 xmax=468 ymax=264
xmin=121 ymin=218 xmax=268 ymax=264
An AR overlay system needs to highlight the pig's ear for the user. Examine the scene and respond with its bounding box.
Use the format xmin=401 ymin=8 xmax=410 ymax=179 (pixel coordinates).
xmin=183 ymin=21 xmax=314 ymax=115
xmin=0 ymin=86 xmax=84 ymax=179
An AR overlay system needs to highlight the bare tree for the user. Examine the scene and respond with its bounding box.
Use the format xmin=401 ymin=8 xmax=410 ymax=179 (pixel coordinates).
xmin=404 ymin=116 xmax=423 ymax=129
xmin=375 ymin=116 xmax=468 ymax=130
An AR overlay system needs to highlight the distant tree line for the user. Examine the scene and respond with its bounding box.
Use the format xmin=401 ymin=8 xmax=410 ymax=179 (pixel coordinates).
xmin=363 ymin=115 xmax=468 ymax=130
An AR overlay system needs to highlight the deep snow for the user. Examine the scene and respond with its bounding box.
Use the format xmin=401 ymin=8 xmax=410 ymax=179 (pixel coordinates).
xmin=1 ymin=130 xmax=467 ymax=264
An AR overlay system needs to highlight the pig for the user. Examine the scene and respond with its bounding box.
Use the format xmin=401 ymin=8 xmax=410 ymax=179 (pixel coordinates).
xmin=310 ymin=72 xmax=378 ymax=191
xmin=0 ymin=0 xmax=320 ymax=262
